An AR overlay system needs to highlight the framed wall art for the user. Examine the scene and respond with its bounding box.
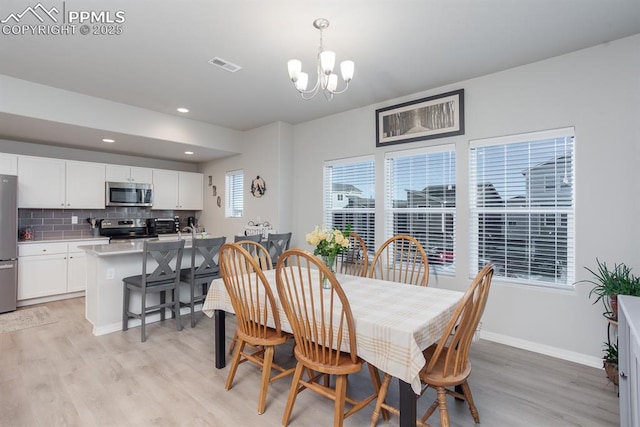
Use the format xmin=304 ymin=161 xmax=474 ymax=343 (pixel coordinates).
xmin=375 ymin=89 xmax=464 ymax=147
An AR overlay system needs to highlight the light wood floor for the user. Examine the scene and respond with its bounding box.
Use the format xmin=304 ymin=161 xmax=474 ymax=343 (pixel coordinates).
xmin=0 ymin=297 xmax=619 ymax=426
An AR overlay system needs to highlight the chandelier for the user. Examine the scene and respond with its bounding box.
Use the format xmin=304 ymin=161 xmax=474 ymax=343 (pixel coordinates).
xmin=287 ymin=18 xmax=354 ymax=101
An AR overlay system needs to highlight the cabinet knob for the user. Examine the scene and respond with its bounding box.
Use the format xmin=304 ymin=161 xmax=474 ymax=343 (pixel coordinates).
xmin=620 ymin=371 xmax=628 ymax=379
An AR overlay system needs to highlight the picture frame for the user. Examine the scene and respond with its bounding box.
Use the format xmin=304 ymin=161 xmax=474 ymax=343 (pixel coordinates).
xmin=375 ymin=89 xmax=464 ymax=147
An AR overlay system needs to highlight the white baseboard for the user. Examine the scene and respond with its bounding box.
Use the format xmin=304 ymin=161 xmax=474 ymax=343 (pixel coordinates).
xmin=17 ymin=291 xmax=84 ymax=307
xmin=480 ymin=331 xmax=603 ymax=369
xmin=92 ymin=304 xmax=204 ymax=337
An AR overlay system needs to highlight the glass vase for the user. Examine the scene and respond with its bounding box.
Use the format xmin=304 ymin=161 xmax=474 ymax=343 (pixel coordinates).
xmin=321 ymin=254 xmax=336 ymax=289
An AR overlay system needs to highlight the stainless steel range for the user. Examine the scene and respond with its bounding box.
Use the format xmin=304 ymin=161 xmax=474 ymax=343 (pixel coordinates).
xmin=99 ymin=218 xmax=157 ymax=243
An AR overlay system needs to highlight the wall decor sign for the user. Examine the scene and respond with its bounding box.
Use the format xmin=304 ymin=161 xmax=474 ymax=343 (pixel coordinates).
xmin=250 ymin=175 xmax=266 ymax=198
xmin=375 ymin=89 xmax=464 ymax=147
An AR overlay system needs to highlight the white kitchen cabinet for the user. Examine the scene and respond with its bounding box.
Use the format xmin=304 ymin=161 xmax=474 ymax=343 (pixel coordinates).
xmin=619 ymin=295 xmax=640 ymax=426
xmin=152 ymin=169 xmax=203 ymax=210
xmin=66 ymin=161 xmax=106 ymax=208
xmin=18 ymin=156 xmax=105 ymax=209
xmin=18 ymin=239 xmax=108 ymax=300
xmin=0 ymin=153 xmax=18 ymax=175
xmin=105 ymin=165 xmax=152 ymax=184
xmin=18 ymin=156 xmax=66 ymax=208
xmin=18 ymin=242 xmax=68 ymax=299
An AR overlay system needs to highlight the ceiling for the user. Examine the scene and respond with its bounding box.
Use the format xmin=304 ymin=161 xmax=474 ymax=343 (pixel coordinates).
xmin=1 ymin=0 xmax=640 ymax=162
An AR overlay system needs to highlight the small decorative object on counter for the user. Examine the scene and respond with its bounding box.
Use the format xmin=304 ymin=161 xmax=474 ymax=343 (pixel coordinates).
xmin=20 ymin=227 xmax=34 ymax=241
xmin=306 ymin=224 xmax=351 ymax=289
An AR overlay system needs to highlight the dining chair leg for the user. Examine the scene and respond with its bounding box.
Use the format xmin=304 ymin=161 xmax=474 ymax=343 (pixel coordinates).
xmin=257 ymin=345 xmax=275 ymax=414
xmin=174 ymin=289 xmax=182 ymax=331
xmin=122 ymin=286 xmax=130 ymax=331
xmin=282 ymin=362 xmax=305 ymax=427
xmin=370 ymin=373 xmax=392 ymax=427
xmin=225 ymin=339 xmax=245 ymax=390
xmin=367 ymin=365 xmax=390 ymax=421
xmin=460 ymin=381 xmax=480 ymax=423
xmin=334 ymin=374 xmax=347 ymax=427
xmin=190 ymin=283 xmax=196 ymax=328
xmin=437 ymin=386 xmax=450 ymax=427
xmin=140 ymin=291 xmax=146 ymax=342
xmin=159 ymin=291 xmax=166 ymax=321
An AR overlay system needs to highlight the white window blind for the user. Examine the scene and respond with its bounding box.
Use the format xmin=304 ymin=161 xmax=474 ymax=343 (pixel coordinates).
xmin=469 ymin=128 xmax=575 ymax=288
xmin=385 ymin=145 xmax=456 ymax=274
xmin=323 ymin=156 xmax=375 ymax=253
xmin=225 ymin=169 xmax=244 ymax=218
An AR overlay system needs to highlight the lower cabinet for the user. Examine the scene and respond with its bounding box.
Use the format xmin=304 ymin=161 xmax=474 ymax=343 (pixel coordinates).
xmin=619 ymin=295 xmax=640 ymax=426
xmin=18 ymin=240 xmax=107 ymax=300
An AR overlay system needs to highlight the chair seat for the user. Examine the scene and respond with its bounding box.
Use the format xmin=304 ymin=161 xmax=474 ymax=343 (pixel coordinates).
xmin=237 ymin=326 xmax=289 ymax=347
xmin=419 ymin=345 xmax=471 ymax=386
xmin=294 ymin=345 xmax=363 ymax=376
xmin=179 ymin=267 xmax=219 ymax=281
xmin=123 ymin=274 xmax=176 ymax=288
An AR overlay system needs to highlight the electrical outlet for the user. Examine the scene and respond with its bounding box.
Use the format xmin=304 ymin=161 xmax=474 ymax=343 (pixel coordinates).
xmin=107 ymin=268 xmax=115 ymax=280
xmin=71 ymin=215 xmax=78 ymax=224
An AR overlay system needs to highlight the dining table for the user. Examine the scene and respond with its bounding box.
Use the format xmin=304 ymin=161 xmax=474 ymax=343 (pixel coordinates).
xmin=201 ymin=268 xmax=464 ymax=427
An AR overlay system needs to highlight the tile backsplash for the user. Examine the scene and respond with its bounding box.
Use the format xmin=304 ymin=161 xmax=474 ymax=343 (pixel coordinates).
xmin=18 ymin=207 xmax=196 ymax=241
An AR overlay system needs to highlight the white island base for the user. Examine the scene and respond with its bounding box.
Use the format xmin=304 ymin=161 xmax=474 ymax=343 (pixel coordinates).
xmin=82 ymin=240 xmax=204 ymax=336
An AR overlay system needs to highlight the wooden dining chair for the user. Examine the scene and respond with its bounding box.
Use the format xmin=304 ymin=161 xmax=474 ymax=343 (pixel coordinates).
xmin=227 ymin=239 xmax=273 ymax=355
xmin=370 ymin=263 xmax=495 ymax=427
xmin=336 ymin=231 xmax=369 ymax=277
xmin=218 ymin=243 xmax=294 ymax=415
xmin=369 ymin=235 xmax=429 ymax=286
xmin=179 ymin=236 xmax=226 ymax=328
xmin=275 ymin=249 xmax=381 ymax=427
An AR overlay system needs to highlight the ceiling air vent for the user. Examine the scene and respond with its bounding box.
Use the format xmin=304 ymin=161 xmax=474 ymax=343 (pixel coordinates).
xmin=208 ymin=57 xmax=242 ymax=73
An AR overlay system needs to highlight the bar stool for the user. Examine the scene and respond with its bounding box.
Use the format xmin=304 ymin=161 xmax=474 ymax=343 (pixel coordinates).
xmin=122 ymin=239 xmax=185 ymax=342
xmin=179 ymin=236 xmax=226 ymax=327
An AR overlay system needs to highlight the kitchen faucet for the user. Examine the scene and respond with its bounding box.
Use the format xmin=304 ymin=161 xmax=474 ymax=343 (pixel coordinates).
xmin=182 ymin=225 xmax=197 ymax=239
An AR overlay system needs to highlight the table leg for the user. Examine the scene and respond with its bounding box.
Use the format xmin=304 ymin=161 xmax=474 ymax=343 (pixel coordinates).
xmin=214 ymin=309 xmax=226 ymax=369
xmin=398 ymin=379 xmax=417 ymax=427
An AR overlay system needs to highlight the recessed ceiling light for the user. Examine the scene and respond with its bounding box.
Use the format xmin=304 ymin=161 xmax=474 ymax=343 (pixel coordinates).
xmin=177 ymin=107 xmax=189 ymax=113
xmin=185 ymin=151 xmax=194 ymax=155
xmin=102 ymin=138 xmax=115 ymax=143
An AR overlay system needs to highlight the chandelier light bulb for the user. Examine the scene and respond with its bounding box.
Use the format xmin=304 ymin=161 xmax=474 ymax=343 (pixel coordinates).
xmin=320 ymin=50 xmax=335 ymax=75
xmin=287 ymin=18 xmax=354 ymax=101
xmin=287 ymin=59 xmax=302 ymax=81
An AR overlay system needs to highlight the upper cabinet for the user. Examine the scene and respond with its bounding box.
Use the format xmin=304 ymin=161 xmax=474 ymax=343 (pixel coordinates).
xmin=152 ymin=169 xmax=203 ymax=211
xmin=105 ymin=165 xmax=152 ymax=184
xmin=18 ymin=156 xmax=105 ymax=209
xmin=0 ymin=153 xmax=18 ymax=175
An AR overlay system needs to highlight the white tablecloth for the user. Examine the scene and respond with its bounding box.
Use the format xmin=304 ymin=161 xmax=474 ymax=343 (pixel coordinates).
xmin=202 ymin=269 xmax=463 ymax=394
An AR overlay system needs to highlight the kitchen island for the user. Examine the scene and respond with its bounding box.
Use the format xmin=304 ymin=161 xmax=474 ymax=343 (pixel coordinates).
xmin=81 ymin=238 xmax=203 ymax=336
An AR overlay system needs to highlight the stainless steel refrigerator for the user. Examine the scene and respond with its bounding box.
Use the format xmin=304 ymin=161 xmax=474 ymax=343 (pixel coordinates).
xmin=0 ymin=174 xmax=18 ymax=313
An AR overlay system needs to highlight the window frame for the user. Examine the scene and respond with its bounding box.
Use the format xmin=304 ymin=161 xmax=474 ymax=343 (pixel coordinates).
xmin=323 ymin=155 xmax=376 ymax=253
xmin=384 ymin=144 xmax=457 ymax=275
xmin=225 ymin=169 xmax=244 ymax=218
xmin=468 ymin=127 xmax=575 ymax=289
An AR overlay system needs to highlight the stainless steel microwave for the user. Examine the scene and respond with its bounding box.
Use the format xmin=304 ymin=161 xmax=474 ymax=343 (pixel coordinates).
xmin=105 ymin=182 xmax=153 ymax=207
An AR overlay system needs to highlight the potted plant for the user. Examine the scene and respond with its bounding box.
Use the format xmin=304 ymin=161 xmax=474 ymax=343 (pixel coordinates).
xmin=584 ymin=259 xmax=640 ymax=319
xmin=602 ymin=341 xmax=619 ymax=386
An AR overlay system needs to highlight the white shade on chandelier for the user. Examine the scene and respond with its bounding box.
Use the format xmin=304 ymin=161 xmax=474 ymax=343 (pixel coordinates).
xmin=287 ymin=18 xmax=354 ymax=101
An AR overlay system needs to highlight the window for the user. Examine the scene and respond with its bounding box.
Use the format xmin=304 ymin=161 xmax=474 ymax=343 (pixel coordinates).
xmin=469 ymin=128 xmax=575 ymax=288
xmin=323 ymin=156 xmax=375 ymax=252
xmin=385 ymin=145 xmax=456 ymax=274
xmin=225 ymin=169 xmax=244 ymax=218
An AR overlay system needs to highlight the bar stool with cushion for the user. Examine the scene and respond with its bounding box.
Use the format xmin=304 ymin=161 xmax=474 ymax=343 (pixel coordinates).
xmin=266 ymin=232 xmax=291 ymax=268
xmin=219 ymin=243 xmax=294 ymax=415
xmin=179 ymin=236 xmax=226 ymax=328
xmin=371 ymin=263 xmax=495 ymax=427
xmin=369 ymin=235 xmax=429 ymax=286
xmin=122 ymin=239 xmax=185 ymax=342
xmin=276 ymin=249 xmax=382 ymax=427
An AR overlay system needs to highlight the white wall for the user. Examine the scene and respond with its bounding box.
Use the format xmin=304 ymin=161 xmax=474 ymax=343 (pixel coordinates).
xmin=198 ymin=122 xmax=293 ymax=241
xmin=289 ymin=34 xmax=640 ymax=366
